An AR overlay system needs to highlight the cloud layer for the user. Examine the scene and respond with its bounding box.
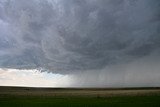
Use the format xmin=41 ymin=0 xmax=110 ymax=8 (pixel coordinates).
xmin=0 ymin=0 xmax=160 ymax=76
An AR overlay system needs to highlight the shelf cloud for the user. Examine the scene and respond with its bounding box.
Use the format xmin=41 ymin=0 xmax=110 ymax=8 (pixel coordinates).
xmin=0 ymin=0 xmax=160 ymax=87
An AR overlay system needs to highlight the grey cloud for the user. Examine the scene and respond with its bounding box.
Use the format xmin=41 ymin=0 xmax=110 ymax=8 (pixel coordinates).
xmin=70 ymin=52 xmax=160 ymax=87
xmin=0 ymin=0 xmax=160 ymax=73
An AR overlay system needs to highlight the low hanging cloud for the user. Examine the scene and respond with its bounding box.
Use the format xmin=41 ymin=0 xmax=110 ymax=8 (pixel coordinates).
xmin=0 ymin=0 xmax=160 ymax=87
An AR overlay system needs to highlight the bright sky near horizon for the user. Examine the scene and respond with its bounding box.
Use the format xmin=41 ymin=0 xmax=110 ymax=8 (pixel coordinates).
xmin=0 ymin=68 xmax=71 ymax=87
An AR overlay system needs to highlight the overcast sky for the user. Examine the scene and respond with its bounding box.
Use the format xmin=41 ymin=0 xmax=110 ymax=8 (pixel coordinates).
xmin=0 ymin=0 xmax=160 ymax=87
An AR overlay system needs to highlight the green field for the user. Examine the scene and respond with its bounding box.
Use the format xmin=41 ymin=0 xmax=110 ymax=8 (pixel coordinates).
xmin=0 ymin=86 xmax=160 ymax=107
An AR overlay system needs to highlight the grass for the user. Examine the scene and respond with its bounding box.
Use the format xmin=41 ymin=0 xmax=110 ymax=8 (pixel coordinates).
xmin=1 ymin=95 xmax=160 ymax=107
xmin=0 ymin=86 xmax=160 ymax=107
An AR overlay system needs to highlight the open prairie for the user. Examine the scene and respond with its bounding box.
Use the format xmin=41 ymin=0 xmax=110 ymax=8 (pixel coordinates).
xmin=0 ymin=86 xmax=160 ymax=107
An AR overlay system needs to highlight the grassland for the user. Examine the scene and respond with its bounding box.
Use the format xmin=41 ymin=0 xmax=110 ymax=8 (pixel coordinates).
xmin=0 ymin=86 xmax=160 ymax=107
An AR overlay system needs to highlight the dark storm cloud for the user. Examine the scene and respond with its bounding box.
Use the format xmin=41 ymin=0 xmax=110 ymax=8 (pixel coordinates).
xmin=0 ymin=0 xmax=160 ymax=73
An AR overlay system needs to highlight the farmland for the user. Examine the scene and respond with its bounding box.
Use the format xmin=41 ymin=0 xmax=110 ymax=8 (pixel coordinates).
xmin=0 ymin=86 xmax=160 ymax=107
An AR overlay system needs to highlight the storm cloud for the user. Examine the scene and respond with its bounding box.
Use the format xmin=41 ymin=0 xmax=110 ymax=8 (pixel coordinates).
xmin=0 ymin=0 xmax=160 ymax=86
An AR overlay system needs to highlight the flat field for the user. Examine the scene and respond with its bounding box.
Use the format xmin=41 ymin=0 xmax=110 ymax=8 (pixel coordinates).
xmin=0 ymin=86 xmax=160 ymax=107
